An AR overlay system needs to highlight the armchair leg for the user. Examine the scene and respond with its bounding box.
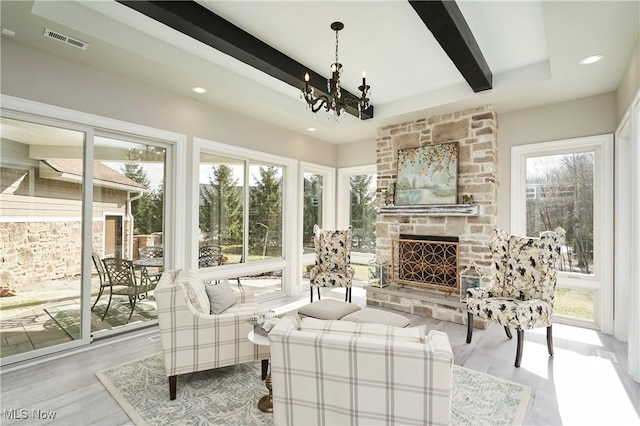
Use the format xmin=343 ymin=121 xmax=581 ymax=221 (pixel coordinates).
xmin=547 ymin=325 xmax=554 ymax=356
xmin=345 ymin=287 xmax=352 ymax=303
xmin=515 ymin=330 xmax=524 ymax=368
xmin=466 ymin=312 xmax=473 ymax=344
xmin=504 ymin=326 xmax=513 ymax=339
xmin=310 ymin=287 xmax=321 ymax=302
xmin=169 ymin=375 xmax=177 ymax=400
xmin=261 ymin=359 xmax=269 ymax=380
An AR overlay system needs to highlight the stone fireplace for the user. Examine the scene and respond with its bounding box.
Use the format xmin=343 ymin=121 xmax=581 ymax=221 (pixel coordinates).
xmin=366 ymin=105 xmax=498 ymax=326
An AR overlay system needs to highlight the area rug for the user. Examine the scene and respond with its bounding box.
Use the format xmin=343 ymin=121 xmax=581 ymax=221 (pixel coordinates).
xmin=45 ymin=299 xmax=156 ymax=339
xmin=97 ymin=353 xmax=531 ymax=426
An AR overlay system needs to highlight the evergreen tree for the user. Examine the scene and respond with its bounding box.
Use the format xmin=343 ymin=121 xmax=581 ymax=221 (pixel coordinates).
xmin=200 ymin=165 xmax=243 ymax=246
xmin=249 ymin=166 xmax=282 ymax=257
xmin=303 ymin=174 xmax=323 ymax=249
xmin=350 ymin=174 xmax=377 ymax=253
xmin=121 ymin=163 xmax=155 ymax=234
xmin=150 ymin=179 xmax=164 ymax=234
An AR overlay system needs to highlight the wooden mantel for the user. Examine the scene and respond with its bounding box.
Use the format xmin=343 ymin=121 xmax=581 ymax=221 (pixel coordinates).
xmin=377 ymin=204 xmax=479 ymax=216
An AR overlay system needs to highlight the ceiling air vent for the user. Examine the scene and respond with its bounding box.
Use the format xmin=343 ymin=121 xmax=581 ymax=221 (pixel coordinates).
xmin=43 ymin=28 xmax=89 ymax=50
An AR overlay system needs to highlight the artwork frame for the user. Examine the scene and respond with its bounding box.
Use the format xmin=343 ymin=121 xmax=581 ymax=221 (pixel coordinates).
xmin=395 ymin=142 xmax=458 ymax=205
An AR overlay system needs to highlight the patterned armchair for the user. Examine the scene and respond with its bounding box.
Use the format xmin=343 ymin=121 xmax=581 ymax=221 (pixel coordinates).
xmin=155 ymin=269 xmax=269 ymax=400
xmin=309 ymin=225 xmax=354 ymax=303
xmin=466 ymin=228 xmax=562 ymax=367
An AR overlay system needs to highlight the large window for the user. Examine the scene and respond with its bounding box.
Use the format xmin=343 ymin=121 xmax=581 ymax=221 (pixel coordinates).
xmin=338 ymin=165 xmax=377 ymax=282
xmin=196 ymin=140 xmax=296 ymax=297
xmin=248 ymin=163 xmax=283 ymax=261
xmin=512 ymin=135 xmax=613 ymax=330
xmin=199 ymin=154 xmax=245 ymax=265
xmin=301 ymin=163 xmax=335 ymax=281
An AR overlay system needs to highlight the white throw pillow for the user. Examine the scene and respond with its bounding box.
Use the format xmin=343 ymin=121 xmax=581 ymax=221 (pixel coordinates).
xmin=205 ymin=280 xmax=236 ymax=314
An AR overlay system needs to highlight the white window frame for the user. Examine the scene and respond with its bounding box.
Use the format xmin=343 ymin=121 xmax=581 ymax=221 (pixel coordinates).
xmin=299 ymin=162 xmax=336 ymax=283
xmin=337 ymin=164 xmax=377 ymax=265
xmin=511 ymin=134 xmax=614 ymax=332
xmin=192 ymin=137 xmax=298 ymax=298
xmin=0 ymin=94 xmax=186 ymax=364
xmin=615 ymin=90 xmax=640 ymax=383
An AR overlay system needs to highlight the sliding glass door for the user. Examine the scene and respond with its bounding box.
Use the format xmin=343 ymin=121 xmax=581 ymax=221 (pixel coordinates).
xmin=1 ymin=116 xmax=90 ymax=361
xmin=1 ymin=110 xmax=174 ymax=364
xmin=91 ymin=134 xmax=166 ymax=334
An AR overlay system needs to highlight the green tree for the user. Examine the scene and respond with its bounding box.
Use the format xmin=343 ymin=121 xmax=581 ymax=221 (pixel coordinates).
xmin=303 ymin=174 xmax=323 ymax=248
xmin=149 ymin=179 xmax=164 ymax=234
xmin=200 ymin=165 xmax=243 ymax=246
xmin=249 ymin=166 xmax=282 ymax=257
xmin=121 ymin=163 xmax=156 ymax=234
xmin=350 ymin=174 xmax=377 ymax=254
xmin=526 ymin=153 xmax=593 ymax=273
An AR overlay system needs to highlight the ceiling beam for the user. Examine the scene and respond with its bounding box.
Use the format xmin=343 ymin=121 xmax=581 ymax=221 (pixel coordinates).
xmin=409 ymin=0 xmax=492 ymax=93
xmin=117 ymin=1 xmax=373 ymax=120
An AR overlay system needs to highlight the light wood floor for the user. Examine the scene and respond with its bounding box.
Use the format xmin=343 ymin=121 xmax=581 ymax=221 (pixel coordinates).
xmin=1 ymin=287 xmax=639 ymax=425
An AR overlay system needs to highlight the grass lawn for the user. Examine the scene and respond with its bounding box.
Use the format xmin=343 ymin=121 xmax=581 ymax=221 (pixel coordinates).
xmin=554 ymin=287 xmax=594 ymax=320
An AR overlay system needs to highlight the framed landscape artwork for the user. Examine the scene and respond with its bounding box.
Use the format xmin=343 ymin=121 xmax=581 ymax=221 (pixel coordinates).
xmin=395 ymin=142 xmax=458 ymax=205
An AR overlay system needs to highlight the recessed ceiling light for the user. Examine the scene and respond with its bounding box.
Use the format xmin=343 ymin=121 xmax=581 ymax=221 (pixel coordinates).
xmin=579 ymin=55 xmax=603 ymax=65
xmin=192 ymin=87 xmax=207 ymax=94
xmin=307 ymin=127 xmax=317 ymax=132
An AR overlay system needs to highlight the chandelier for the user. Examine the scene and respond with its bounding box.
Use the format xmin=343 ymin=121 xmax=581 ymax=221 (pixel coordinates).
xmin=301 ymin=22 xmax=371 ymax=118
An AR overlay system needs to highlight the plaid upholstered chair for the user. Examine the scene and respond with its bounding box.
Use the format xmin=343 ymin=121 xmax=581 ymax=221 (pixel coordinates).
xmin=309 ymin=225 xmax=354 ymax=303
xmin=466 ymin=228 xmax=562 ymax=367
xmin=269 ymin=317 xmax=454 ymax=425
xmin=155 ymin=269 xmax=270 ymax=400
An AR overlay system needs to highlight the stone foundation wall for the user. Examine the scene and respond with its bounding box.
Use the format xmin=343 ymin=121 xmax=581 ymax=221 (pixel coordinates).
xmin=1 ymin=221 xmax=85 ymax=288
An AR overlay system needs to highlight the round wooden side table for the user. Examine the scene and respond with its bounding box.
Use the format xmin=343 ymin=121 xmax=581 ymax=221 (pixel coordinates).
xmin=248 ymin=330 xmax=272 ymax=413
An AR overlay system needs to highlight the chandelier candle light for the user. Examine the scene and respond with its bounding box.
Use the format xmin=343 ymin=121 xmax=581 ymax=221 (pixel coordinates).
xmin=302 ymin=22 xmax=371 ymax=118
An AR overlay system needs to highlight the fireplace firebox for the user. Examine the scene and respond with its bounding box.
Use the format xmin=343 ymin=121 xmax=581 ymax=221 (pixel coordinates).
xmin=391 ymin=234 xmax=459 ymax=293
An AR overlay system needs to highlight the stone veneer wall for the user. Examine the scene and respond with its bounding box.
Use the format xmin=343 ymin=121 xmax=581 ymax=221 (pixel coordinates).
xmin=1 ymin=221 xmax=85 ymax=288
xmin=368 ymin=105 xmax=499 ymax=324
xmin=0 ymin=219 xmax=135 ymax=288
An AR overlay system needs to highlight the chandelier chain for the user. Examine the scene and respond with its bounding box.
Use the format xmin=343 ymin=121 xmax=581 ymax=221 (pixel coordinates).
xmin=335 ymin=28 xmax=339 ymax=65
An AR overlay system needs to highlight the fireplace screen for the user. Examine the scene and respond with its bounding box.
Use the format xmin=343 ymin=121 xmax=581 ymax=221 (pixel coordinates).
xmin=392 ymin=235 xmax=459 ymax=292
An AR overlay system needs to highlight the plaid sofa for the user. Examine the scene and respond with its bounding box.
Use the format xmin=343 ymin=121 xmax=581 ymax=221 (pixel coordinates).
xmin=269 ymin=317 xmax=453 ymax=426
xmin=155 ymin=269 xmax=270 ymax=400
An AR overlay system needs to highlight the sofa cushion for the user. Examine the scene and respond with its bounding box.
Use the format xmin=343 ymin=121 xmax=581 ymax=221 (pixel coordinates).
xmin=299 ymin=317 xmax=425 ymax=342
xmin=297 ymin=299 xmax=360 ymax=320
xmin=176 ymin=269 xmax=210 ymax=314
xmin=341 ymin=308 xmax=410 ymax=328
xmin=205 ymin=280 xmax=236 ymax=314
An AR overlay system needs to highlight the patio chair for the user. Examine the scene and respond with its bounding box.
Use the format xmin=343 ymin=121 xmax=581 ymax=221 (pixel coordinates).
xmin=138 ymin=246 xmax=164 ymax=284
xmin=91 ymin=254 xmax=111 ymax=312
xmin=101 ymin=258 xmax=157 ymax=322
xmin=198 ymin=245 xmax=223 ymax=268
